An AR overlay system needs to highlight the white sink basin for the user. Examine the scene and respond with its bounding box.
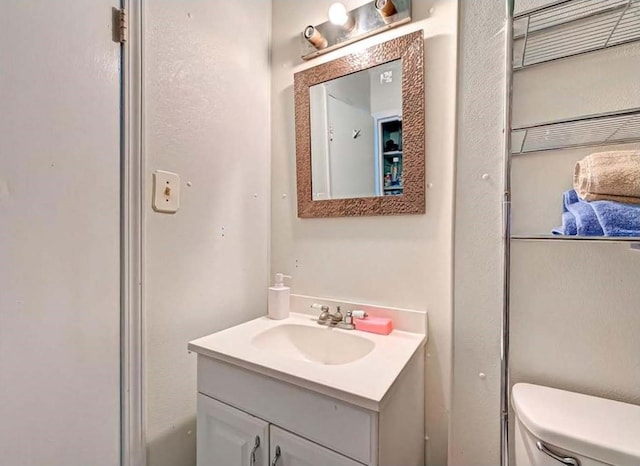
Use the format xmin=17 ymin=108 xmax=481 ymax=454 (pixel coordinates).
xmin=251 ymin=324 xmax=375 ymax=365
xmin=189 ymin=312 xmax=427 ymax=408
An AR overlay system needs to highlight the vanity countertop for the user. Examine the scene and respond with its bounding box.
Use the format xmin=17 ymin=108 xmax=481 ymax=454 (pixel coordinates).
xmin=188 ymin=312 xmax=426 ymax=411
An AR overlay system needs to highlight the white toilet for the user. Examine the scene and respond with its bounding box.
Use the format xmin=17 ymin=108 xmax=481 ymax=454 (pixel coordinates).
xmin=512 ymin=383 xmax=640 ymax=466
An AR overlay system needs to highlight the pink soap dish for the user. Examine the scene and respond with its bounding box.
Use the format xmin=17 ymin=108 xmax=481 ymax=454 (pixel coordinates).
xmin=354 ymin=316 xmax=393 ymax=335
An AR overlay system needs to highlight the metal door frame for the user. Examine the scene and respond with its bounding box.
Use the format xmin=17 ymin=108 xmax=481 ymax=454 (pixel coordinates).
xmin=120 ymin=0 xmax=145 ymax=464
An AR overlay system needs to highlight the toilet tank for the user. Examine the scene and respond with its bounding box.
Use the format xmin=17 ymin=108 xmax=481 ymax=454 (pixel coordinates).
xmin=512 ymin=383 xmax=640 ymax=466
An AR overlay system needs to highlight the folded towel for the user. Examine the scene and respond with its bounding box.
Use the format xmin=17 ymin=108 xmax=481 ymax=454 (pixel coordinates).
xmin=574 ymin=150 xmax=640 ymax=204
xmin=553 ymin=189 xmax=640 ymax=237
xmin=552 ymin=211 xmax=578 ymax=236
xmin=562 ymin=189 xmax=604 ymax=236
xmin=590 ymin=200 xmax=640 ymax=237
xmin=552 ymin=190 xmax=579 ymax=235
xmin=564 ymin=188 xmax=579 ymax=206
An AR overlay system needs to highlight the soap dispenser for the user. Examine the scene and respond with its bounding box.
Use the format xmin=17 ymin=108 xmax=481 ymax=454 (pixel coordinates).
xmin=268 ymin=273 xmax=291 ymax=320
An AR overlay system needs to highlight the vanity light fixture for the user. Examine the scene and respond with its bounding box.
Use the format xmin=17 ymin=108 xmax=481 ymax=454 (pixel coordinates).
xmin=300 ymin=0 xmax=411 ymax=60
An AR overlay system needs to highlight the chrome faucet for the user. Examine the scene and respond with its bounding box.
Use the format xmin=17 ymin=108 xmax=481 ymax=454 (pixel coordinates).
xmin=312 ymin=304 xmax=342 ymax=325
xmin=312 ymin=304 xmax=358 ymax=330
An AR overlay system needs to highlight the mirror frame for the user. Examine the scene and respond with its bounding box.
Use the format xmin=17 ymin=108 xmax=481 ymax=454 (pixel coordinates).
xmin=294 ymin=30 xmax=425 ymax=218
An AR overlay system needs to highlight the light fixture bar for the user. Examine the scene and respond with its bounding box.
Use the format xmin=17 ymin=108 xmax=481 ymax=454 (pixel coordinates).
xmin=301 ymin=0 xmax=411 ymax=60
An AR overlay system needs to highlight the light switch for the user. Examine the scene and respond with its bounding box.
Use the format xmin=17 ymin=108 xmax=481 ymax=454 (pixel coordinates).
xmin=153 ymin=170 xmax=180 ymax=213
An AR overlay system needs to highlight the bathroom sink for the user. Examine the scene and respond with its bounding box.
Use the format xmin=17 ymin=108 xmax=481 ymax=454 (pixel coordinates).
xmin=251 ymin=324 xmax=375 ymax=365
xmin=189 ymin=311 xmax=427 ymax=407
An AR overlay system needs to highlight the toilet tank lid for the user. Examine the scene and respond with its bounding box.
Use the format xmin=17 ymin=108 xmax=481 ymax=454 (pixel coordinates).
xmin=512 ymin=383 xmax=640 ymax=466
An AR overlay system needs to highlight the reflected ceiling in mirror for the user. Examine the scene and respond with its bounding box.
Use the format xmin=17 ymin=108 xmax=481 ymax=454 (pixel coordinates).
xmin=310 ymin=60 xmax=403 ymax=201
xmin=294 ymin=31 xmax=424 ymax=218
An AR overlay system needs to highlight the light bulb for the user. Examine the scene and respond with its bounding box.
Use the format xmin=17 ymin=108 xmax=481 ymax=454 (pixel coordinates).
xmin=303 ymin=25 xmax=328 ymax=49
xmin=375 ymin=0 xmax=397 ymax=20
xmin=328 ymin=2 xmax=349 ymax=26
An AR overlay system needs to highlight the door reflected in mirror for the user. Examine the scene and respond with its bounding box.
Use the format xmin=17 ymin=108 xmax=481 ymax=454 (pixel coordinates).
xmin=310 ymin=60 xmax=403 ymax=200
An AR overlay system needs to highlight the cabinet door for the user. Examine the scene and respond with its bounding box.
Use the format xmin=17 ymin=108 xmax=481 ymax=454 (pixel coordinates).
xmin=269 ymin=426 xmax=364 ymax=466
xmin=197 ymin=394 xmax=269 ymax=466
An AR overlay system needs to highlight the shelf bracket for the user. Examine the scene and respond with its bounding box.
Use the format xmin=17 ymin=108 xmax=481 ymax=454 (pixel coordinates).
xmin=604 ymin=0 xmax=632 ymax=48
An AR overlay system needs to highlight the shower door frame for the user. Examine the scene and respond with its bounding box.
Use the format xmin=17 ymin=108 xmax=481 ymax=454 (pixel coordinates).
xmin=121 ymin=0 xmax=145 ymax=465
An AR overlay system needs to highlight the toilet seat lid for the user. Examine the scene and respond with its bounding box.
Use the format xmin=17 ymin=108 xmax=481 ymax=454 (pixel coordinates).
xmin=512 ymin=383 xmax=640 ymax=466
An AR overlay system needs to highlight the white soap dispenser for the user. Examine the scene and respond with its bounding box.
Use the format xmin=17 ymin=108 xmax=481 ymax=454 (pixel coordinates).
xmin=268 ymin=273 xmax=291 ymax=320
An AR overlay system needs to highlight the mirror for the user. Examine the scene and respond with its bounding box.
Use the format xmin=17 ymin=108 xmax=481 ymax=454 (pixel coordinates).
xmin=294 ymin=31 xmax=424 ymax=218
xmin=310 ymin=60 xmax=403 ymax=200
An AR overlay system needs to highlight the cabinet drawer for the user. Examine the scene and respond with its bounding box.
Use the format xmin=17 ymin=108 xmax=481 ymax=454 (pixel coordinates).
xmin=197 ymin=356 xmax=375 ymax=465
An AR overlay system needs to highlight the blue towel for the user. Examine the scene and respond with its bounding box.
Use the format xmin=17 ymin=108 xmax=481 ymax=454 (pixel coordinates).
xmin=553 ymin=191 xmax=578 ymax=235
xmin=564 ymin=190 xmax=604 ymax=236
xmin=553 ymin=189 xmax=640 ymax=237
xmin=552 ymin=211 xmax=577 ymax=235
xmin=590 ymin=200 xmax=640 ymax=236
xmin=553 ymin=190 xmax=578 ymax=235
xmin=564 ymin=189 xmax=579 ymax=206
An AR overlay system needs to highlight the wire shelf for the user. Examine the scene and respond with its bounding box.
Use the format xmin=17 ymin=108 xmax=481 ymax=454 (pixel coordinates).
xmin=513 ymin=0 xmax=640 ymax=69
xmin=511 ymin=108 xmax=640 ymax=154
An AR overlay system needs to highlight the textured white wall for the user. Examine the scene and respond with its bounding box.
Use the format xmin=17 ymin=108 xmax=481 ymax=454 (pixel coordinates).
xmin=0 ymin=1 xmax=121 ymax=464
xmin=144 ymin=1 xmax=271 ymax=465
xmin=270 ymin=1 xmax=458 ymax=464
xmin=452 ymin=1 xmax=640 ymax=465
xmin=450 ymin=2 xmax=506 ymax=464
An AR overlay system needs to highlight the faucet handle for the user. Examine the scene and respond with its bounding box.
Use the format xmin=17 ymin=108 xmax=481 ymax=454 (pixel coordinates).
xmin=350 ymin=310 xmax=368 ymax=319
xmin=312 ymin=303 xmax=332 ymax=324
xmin=311 ymin=303 xmax=330 ymax=312
xmin=344 ymin=309 xmax=367 ymax=325
xmin=333 ymin=306 xmax=343 ymax=322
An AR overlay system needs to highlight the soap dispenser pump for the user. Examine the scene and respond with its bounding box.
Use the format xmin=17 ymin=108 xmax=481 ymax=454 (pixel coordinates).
xmin=268 ymin=273 xmax=291 ymax=320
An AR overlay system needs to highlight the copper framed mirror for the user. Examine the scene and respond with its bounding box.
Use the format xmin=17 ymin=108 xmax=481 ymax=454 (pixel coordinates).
xmin=294 ymin=30 xmax=424 ymax=218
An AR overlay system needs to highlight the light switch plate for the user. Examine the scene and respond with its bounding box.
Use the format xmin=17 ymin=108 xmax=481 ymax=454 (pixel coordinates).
xmin=153 ymin=170 xmax=180 ymax=213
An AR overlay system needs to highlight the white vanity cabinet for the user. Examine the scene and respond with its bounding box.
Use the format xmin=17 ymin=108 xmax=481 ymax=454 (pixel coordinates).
xmin=197 ymin=395 xmax=269 ymax=466
xmin=194 ymin=348 xmax=425 ymax=466
xmin=198 ymin=394 xmax=365 ymax=466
